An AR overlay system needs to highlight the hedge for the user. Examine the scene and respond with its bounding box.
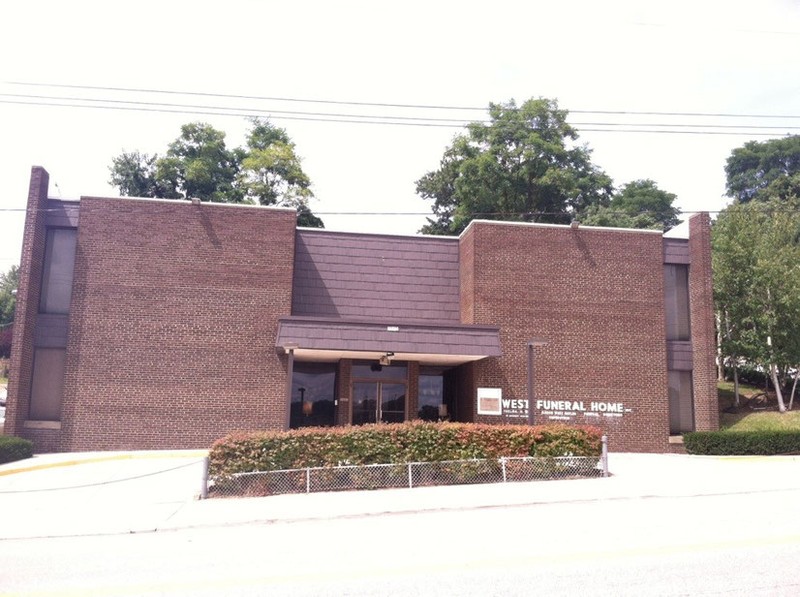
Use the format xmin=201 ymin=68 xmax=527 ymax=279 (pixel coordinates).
xmin=209 ymin=422 xmax=602 ymax=476
xmin=684 ymin=431 xmax=800 ymax=455
xmin=0 ymin=435 xmax=34 ymax=465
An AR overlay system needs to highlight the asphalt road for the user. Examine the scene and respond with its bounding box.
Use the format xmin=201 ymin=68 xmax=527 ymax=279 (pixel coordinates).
xmin=3 ymin=486 xmax=799 ymax=596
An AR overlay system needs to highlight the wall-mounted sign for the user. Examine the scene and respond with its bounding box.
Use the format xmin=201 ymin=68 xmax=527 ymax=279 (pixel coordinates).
xmin=534 ymin=400 xmax=633 ymax=422
xmin=477 ymin=388 xmax=502 ymax=415
xmin=500 ymin=398 xmax=528 ymax=419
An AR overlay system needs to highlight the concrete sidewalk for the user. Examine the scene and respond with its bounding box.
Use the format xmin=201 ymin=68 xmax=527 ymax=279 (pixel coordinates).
xmin=2 ymin=451 xmax=800 ymax=540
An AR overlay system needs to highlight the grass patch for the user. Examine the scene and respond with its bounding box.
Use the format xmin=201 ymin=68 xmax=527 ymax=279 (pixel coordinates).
xmin=718 ymin=381 xmax=800 ymax=431
xmin=720 ymin=410 xmax=800 ymax=432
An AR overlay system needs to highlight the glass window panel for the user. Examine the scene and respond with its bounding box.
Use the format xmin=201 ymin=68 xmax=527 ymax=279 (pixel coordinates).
xmin=290 ymin=362 xmax=337 ymax=428
xmin=29 ymin=348 xmax=66 ymax=421
xmin=664 ymin=264 xmax=690 ymax=341
xmin=40 ymin=229 xmax=77 ymax=314
xmin=418 ymin=374 xmax=444 ymax=421
xmin=380 ymin=383 xmax=406 ymax=423
xmin=351 ymin=362 xmax=407 ymax=381
xmin=668 ymin=370 xmax=694 ymax=434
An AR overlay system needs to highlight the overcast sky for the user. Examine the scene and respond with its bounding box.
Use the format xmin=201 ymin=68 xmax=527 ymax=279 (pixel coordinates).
xmin=1 ymin=0 xmax=799 ymax=271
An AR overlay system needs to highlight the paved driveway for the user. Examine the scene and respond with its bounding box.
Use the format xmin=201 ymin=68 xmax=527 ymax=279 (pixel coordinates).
xmin=3 ymin=451 xmax=800 ymax=540
xmin=0 ymin=451 xmax=207 ymax=539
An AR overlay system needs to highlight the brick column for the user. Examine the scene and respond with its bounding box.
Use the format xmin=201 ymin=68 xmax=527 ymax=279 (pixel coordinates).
xmin=688 ymin=213 xmax=718 ymax=431
xmin=6 ymin=167 xmax=50 ymax=439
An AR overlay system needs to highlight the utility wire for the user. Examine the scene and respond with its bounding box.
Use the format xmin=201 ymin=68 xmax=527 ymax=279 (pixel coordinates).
xmin=1 ymin=98 xmax=794 ymax=136
xmin=4 ymin=93 xmax=799 ymax=132
xmin=8 ymin=81 xmax=800 ymax=120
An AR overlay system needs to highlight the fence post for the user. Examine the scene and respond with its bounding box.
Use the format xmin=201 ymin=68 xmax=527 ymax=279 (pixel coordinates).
xmin=501 ymin=457 xmax=507 ymax=483
xmin=306 ymin=468 xmax=311 ymax=493
xmin=408 ymin=463 xmax=414 ymax=488
xmin=200 ymin=456 xmax=209 ymax=499
xmin=601 ymin=435 xmax=609 ymax=478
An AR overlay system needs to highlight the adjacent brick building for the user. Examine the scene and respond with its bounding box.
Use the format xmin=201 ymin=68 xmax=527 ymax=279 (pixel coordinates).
xmin=5 ymin=166 xmax=718 ymax=453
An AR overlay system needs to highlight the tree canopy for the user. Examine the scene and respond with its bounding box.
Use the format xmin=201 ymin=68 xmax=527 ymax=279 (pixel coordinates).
xmin=712 ymin=198 xmax=800 ymax=411
xmin=109 ymin=119 xmax=323 ymax=227
xmin=724 ymin=135 xmax=800 ymax=203
xmin=0 ymin=265 xmax=18 ymax=358
xmin=581 ymin=179 xmax=681 ymax=231
xmin=416 ymin=98 xmax=614 ymax=235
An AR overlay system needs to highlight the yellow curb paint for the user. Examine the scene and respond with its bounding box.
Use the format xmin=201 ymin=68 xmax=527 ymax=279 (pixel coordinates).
xmin=0 ymin=450 xmax=207 ymax=477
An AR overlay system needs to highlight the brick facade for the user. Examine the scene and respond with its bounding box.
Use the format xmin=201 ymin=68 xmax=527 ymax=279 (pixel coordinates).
xmin=56 ymin=197 xmax=296 ymax=450
xmin=462 ymin=222 xmax=671 ymax=452
xmin=6 ymin=168 xmax=717 ymax=453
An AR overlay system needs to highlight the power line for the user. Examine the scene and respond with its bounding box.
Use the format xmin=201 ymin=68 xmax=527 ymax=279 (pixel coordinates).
xmin=1 ymin=98 xmax=795 ymax=137
xmin=7 ymin=81 xmax=800 ymax=120
xmin=0 ymin=93 xmax=476 ymax=124
xmin=4 ymin=93 xmax=799 ymax=133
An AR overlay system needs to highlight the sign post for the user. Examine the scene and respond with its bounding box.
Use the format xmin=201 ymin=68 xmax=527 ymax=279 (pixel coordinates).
xmin=527 ymin=339 xmax=548 ymax=426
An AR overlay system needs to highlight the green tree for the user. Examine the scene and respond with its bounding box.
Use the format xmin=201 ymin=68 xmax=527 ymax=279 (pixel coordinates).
xmin=109 ymin=119 xmax=323 ymax=226
xmin=0 ymin=265 xmax=18 ymax=327
xmin=0 ymin=265 xmax=18 ymax=358
xmin=725 ymin=135 xmax=800 ymax=203
xmin=109 ymin=151 xmax=178 ymax=199
xmin=416 ymin=98 xmax=613 ymax=235
xmin=582 ymin=179 xmax=681 ymax=231
xmin=158 ymin=122 xmax=243 ymax=203
xmin=713 ymin=199 xmax=800 ymax=412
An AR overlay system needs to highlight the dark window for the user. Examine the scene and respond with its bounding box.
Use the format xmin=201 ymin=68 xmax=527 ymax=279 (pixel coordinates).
xmin=29 ymin=348 xmax=66 ymax=421
xmin=418 ymin=367 xmax=451 ymax=421
xmin=351 ymin=362 xmax=408 ymax=381
xmin=290 ymin=362 xmax=337 ymax=428
xmin=668 ymin=370 xmax=694 ymax=434
xmin=664 ymin=264 xmax=690 ymax=341
xmin=40 ymin=228 xmax=77 ymax=314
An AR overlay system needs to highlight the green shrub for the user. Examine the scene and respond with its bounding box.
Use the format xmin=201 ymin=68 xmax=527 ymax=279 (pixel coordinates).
xmin=684 ymin=430 xmax=800 ymax=455
xmin=209 ymin=422 xmax=602 ymax=476
xmin=0 ymin=435 xmax=34 ymax=464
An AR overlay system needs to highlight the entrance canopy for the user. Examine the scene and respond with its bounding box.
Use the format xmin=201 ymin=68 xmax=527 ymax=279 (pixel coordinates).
xmin=276 ymin=316 xmax=501 ymax=366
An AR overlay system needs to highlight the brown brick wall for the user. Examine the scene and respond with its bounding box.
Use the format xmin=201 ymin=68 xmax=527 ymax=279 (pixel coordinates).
xmin=459 ymin=226 xmax=476 ymax=324
xmin=57 ymin=197 xmax=297 ymax=451
xmin=462 ymin=221 xmax=671 ymax=452
xmin=20 ymin=427 xmax=61 ymax=453
xmin=336 ymin=359 xmax=352 ymax=425
xmin=7 ymin=167 xmax=52 ymax=446
xmin=688 ymin=213 xmax=718 ymax=431
xmin=407 ymin=361 xmax=419 ymax=419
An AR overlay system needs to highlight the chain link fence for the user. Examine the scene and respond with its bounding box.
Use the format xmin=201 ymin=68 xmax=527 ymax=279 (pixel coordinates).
xmin=206 ymin=440 xmax=608 ymax=498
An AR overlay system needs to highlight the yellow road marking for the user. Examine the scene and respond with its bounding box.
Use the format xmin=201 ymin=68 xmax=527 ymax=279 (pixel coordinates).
xmin=0 ymin=451 xmax=207 ymax=477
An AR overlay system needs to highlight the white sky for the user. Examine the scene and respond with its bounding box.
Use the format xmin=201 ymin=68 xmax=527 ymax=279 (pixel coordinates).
xmin=1 ymin=0 xmax=799 ymax=271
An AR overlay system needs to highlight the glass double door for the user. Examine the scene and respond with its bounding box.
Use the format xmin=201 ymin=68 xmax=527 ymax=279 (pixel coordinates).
xmin=352 ymin=382 xmax=406 ymax=424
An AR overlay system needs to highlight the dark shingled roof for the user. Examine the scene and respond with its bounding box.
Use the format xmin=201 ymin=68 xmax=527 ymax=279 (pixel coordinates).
xmin=291 ymin=229 xmax=460 ymax=323
xmin=276 ymin=317 xmax=501 ymax=359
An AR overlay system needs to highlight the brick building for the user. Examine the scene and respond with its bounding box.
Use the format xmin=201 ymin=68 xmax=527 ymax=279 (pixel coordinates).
xmin=5 ymin=166 xmax=717 ymax=453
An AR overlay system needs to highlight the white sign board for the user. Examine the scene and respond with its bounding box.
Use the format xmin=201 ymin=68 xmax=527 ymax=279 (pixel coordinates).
xmin=477 ymin=387 xmax=502 ymax=415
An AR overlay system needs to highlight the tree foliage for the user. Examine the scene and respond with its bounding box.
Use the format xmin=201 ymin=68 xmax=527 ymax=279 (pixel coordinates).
xmin=109 ymin=119 xmax=323 ymax=227
xmin=712 ymin=199 xmax=800 ymax=411
xmin=725 ymin=135 xmax=800 ymax=203
xmin=0 ymin=265 xmax=18 ymax=358
xmin=582 ymin=179 xmax=681 ymax=231
xmin=416 ymin=98 xmax=613 ymax=235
